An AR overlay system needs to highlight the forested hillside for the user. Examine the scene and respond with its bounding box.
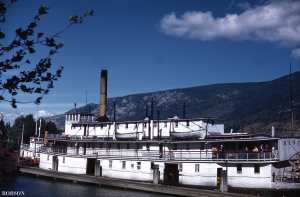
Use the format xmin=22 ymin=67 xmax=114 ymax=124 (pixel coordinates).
xmin=46 ymin=72 xmax=300 ymax=137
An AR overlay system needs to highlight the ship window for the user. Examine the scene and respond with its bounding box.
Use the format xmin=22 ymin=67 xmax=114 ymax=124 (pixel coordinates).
xmin=164 ymin=122 xmax=167 ymax=127
xmin=254 ymin=164 xmax=260 ymax=174
xmin=237 ymin=164 xmax=242 ymax=174
xmin=131 ymin=164 xmax=134 ymax=169
xmin=101 ymin=124 xmax=103 ymax=129
xmin=122 ymin=161 xmax=126 ymax=169
xmin=144 ymin=123 xmax=147 ymax=127
xmin=179 ymin=164 xmax=182 ymax=172
xmin=175 ymin=121 xmax=178 ymax=128
xmin=137 ymin=162 xmax=141 ymax=170
xmin=186 ymin=144 xmax=190 ymax=151
xmin=146 ymin=143 xmax=150 ymax=151
xmin=195 ymin=164 xmax=199 ymax=172
xmin=186 ymin=121 xmax=189 ymax=126
xmin=100 ymin=143 xmax=102 ymax=149
xmin=116 ymin=124 xmax=119 ymax=129
xmin=126 ymin=123 xmax=128 ymax=128
xmin=173 ymin=144 xmax=177 ymax=151
xmin=200 ymin=143 xmax=205 ymax=150
xmin=118 ymin=143 xmax=121 ymax=149
xmin=108 ymin=143 xmax=111 ymax=149
xmin=63 ymin=157 xmax=65 ymax=163
xmin=211 ymin=120 xmax=215 ymax=126
xmin=109 ymin=160 xmax=112 ymax=168
xmin=127 ymin=143 xmax=130 ymax=149
xmin=154 ymin=123 xmax=157 ymax=127
xmin=47 ymin=154 xmax=49 ymax=161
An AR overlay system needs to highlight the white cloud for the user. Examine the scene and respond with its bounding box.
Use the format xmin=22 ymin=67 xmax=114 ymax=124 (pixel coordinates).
xmin=1 ymin=110 xmax=30 ymax=124
xmin=38 ymin=110 xmax=55 ymax=118
xmin=291 ymin=48 xmax=300 ymax=59
xmin=159 ymin=0 xmax=300 ymax=58
xmin=1 ymin=109 xmax=58 ymax=124
xmin=236 ymin=2 xmax=252 ymax=10
xmin=229 ymin=0 xmax=236 ymax=9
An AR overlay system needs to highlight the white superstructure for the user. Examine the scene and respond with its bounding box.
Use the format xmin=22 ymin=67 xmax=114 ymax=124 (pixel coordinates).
xmin=20 ymin=70 xmax=300 ymax=189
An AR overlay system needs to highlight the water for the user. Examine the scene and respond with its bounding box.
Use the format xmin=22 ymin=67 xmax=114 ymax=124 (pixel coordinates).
xmin=0 ymin=175 xmax=172 ymax=197
xmin=1 ymin=174 xmax=299 ymax=197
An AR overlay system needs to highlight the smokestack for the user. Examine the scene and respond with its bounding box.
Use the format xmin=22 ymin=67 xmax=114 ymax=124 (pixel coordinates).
xmin=100 ymin=70 xmax=107 ymax=117
xmin=272 ymin=126 xmax=275 ymax=137
xmin=96 ymin=70 xmax=110 ymax=122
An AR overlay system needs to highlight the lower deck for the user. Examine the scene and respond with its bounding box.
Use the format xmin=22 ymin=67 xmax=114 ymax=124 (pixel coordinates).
xmin=19 ymin=166 xmax=259 ymax=197
xmin=19 ymin=149 xmax=300 ymax=189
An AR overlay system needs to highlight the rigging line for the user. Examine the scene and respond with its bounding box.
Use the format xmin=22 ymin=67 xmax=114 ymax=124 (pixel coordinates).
xmin=125 ymin=108 xmax=147 ymax=121
xmin=186 ymin=105 xmax=201 ymax=114
xmin=88 ymin=127 xmax=96 ymax=134
xmin=112 ymin=101 xmax=148 ymax=105
xmin=177 ymin=121 xmax=194 ymax=131
xmin=190 ymin=121 xmax=203 ymax=129
xmin=289 ymin=142 xmax=300 ymax=155
xmin=159 ymin=104 xmax=182 ymax=108
xmin=91 ymin=94 xmax=100 ymax=104
xmin=74 ymin=126 xmax=83 ymax=135
xmin=164 ymin=107 xmax=181 ymax=118
xmin=176 ymin=121 xmax=205 ymax=133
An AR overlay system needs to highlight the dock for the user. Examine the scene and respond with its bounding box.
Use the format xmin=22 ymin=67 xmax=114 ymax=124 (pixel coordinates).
xmin=19 ymin=167 xmax=254 ymax=197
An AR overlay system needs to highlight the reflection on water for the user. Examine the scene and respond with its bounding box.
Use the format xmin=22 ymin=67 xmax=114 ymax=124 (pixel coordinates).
xmin=0 ymin=175 xmax=171 ymax=197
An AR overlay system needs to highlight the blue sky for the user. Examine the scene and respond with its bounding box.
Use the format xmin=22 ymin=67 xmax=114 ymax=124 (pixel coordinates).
xmin=1 ymin=0 xmax=300 ymax=123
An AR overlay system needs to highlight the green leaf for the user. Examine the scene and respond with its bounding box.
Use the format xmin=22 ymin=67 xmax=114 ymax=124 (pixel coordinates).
xmin=34 ymin=88 xmax=42 ymax=93
xmin=28 ymin=47 xmax=35 ymax=54
xmin=29 ymin=22 xmax=37 ymax=28
xmin=55 ymin=43 xmax=64 ymax=50
xmin=38 ymin=32 xmax=44 ymax=38
xmin=11 ymin=99 xmax=17 ymax=108
xmin=39 ymin=6 xmax=49 ymax=15
xmin=35 ymin=97 xmax=42 ymax=104
xmin=0 ymin=31 xmax=5 ymax=39
xmin=15 ymin=28 xmax=22 ymax=36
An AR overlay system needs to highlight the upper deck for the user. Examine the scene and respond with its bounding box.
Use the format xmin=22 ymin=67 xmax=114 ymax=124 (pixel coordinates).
xmin=23 ymin=133 xmax=282 ymax=163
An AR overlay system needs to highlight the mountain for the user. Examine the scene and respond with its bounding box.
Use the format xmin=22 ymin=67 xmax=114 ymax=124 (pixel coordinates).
xmin=46 ymin=72 xmax=300 ymax=137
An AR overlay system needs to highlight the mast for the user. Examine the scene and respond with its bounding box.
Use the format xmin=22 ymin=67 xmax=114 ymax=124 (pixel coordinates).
xmin=290 ymin=61 xmax=294 ymax=136
xmin=38 ymin=118 xmax=41 ymax=140
xmin=86 ymin=90 xmax=88 ymax=113
xmin=35 ymin=104 xmax=38 ymax=135
xmin=183 ymin=102 xmax=186 ymax=119
xmin=21 ymin=122 xmax=24 ymax=146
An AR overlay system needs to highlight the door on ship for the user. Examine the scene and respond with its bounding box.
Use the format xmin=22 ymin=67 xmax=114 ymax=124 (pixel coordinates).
xmin=217 ymin=168 xmax=222 ymax=185
xmin=86 ymin=158 xmax=96 ymax=175
xmin=52 ymin=156 xmax=58 ymax=171
xmin=164 ymin=163 xmax=179 ymax=185
xmin=159 ymin=143 xmax=163 ymax=158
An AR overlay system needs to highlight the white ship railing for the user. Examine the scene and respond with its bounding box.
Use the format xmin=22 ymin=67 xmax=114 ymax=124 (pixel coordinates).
xmin=37 ymin=146 xmax=279 ymax=161
xmin=20 ymin=144 xmax=30 ymax=151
